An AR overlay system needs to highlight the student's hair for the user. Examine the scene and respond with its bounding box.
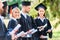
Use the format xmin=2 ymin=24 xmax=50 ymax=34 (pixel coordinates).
xmin=12 ymin=7 xmax=20 ymax=13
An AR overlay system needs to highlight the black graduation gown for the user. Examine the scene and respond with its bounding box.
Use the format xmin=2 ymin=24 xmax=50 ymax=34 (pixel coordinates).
xmin=18 ymin=14 xmax=36 ymax=40
xmin=6 ymin=18 xmax=18 ymax=40
xmin=7 ymin=19 xmax=18 ymax=32
xmin=18 ymin=14 xmax=33 ymax=32
xmin=35 ymin=18 xmax=52 ymax=40
xmin=0 ymin=18 xmax=7 ymax=40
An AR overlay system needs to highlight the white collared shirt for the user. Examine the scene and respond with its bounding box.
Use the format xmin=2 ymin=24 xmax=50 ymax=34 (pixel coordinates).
xmin=0 ymin=15 xmax=4 ymax=23
xmin=10 ymin=17 xmax=17 ymax=22
xmin=20 ymin=11 xmax=28 ymax=19
xmin=38 ymin=17 xmax=45 ymax=22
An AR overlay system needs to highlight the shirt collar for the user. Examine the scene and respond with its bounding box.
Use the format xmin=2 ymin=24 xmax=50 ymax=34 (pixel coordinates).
xmin=0 ymin=15 xmax=4 ymax=20
xmin=0 ymin=15 xmax=4 ymax=23
xmin=10 ymin=17 xmax=17 ymax=21
xmin=38 ymin=17 xmax=45 ymax=22
xmin=20 ymin=11 xmax=28 ymax=18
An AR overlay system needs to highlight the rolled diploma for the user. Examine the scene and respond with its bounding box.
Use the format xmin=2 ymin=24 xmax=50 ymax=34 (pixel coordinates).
xmin=43 ymin=23 xmax=47 ymax=28
xmin=16 ymin=29 xmax=35 ymax=38
xmin=23 ymin=29 xmax=37 ymax=37
xmin=24 ymin=28 xmax=35 ymax=34
xmin=39 ymin=23 xmax=47 ymax=31
xmin=16 ymin=31 xmax=25 ymax=37
xmin=9 ymin=24 xmax=21 ymax=35
xmin=31 ymin=29 xmax=37 ymax=34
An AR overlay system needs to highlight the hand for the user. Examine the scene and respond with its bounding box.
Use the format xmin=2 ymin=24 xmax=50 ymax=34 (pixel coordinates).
xmin=11 ymin=34 xmax=16 ymax=40
xmin=27 ymin=31 xmax=32 ymax=34
xmin=47 ymin=29 xmax=52 ymax=33
xmin=40 ymin=35 xmax=44 ymax=39
xmin=15 ymin=36 xmax=18 ymax=39
xmin=38 ymin=26 xmax=44 ymax=31
xmin=20 ymin=33 xmax=26 ymax=37
xmin=41 ymin=26 xmax=44 ymax=30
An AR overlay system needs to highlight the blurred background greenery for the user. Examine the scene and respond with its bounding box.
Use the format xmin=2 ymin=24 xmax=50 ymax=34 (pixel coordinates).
xmin=2 ymin=0 xmax=60 ymax=40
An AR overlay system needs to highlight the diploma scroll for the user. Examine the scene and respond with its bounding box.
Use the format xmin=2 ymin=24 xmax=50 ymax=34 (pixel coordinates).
xmin=24 ymin=29 xmax=38 ymax=37
xmin=9 ymin=24 xmax=21 ymax=35
xmin=16 ymin=31 xmax=25 ymax=37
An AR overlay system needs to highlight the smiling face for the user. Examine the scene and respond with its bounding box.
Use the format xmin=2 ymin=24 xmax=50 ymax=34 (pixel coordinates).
xmin=22 ymin=5 xmax=31 ymax=13
xmin=12 ymin=7 xmax=20 ymax=19
xmin=25 ymin=6 xmax=31 ymax=13
xmin=38 ymin=8 xmax=45 ymax=16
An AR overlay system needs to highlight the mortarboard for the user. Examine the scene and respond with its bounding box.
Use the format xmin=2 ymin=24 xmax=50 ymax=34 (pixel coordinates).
xmin=35 ymin=3 xmax=47 ymax=11
xmin=9 ymin=3 xmax=18 ymax=9
xmin=22 ymin=1 xmax=31 ymax=6
xmin=8 ymin=3 xmax=18 ymax=14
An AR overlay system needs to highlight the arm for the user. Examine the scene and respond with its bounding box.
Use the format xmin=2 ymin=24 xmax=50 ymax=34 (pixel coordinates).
xmin=7 ymin=20 xmax=17 ymax=33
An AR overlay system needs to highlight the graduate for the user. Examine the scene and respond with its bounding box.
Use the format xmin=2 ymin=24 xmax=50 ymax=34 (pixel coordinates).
xmin=35 ymin=3 xmax=52 ymax=40
xmin=18 ymin=1 xmax=37 ymax=40
xmin=0 ymin=0 xmax=7 ymax=40
xmin=7 ymin=3 xmax=21 ymax=40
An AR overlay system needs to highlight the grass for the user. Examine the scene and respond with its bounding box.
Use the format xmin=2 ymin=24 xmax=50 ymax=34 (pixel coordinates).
xmin=53 ymin=32 xmax=60 ymax=40
xmin=48 ymin=31 xmax=60 ymax=40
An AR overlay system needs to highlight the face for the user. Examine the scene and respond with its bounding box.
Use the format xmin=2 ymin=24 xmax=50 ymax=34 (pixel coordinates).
xmin=0 ymin=1 xmax=4 ymax=14
xmin=24 ymin=6 xmax=31 ymax=13
xmin=1 ymin=6 xmax=8 ymax=17
xmin=38 ymin=8 xmax=45 ymax=16
xmin=12 ymin=9 xmax=20 ymax=19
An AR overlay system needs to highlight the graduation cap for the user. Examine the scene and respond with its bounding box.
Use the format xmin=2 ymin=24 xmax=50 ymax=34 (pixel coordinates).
xmin=3 ymin=1 xmax=7 ymax=8
xmin=8 ymin=3 xmax=18 ymax=14
xmin=22 ymin=1 xmax=31 ymax=6
xmin=9 ymin=3 xmax=18 ymax=9
xmin=35 ymin=3 xmax=47 ymax=11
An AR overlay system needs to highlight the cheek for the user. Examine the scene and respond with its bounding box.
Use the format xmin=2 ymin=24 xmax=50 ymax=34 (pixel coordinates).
xmin=18 ymin=14 xmax=20 ymax=16
xmin=38 ymin=12 xmax=45 ymax=15
xmin=0 ymin=8 xmax=4 ymax=13
xmin=16 ymin=14 xmax=19 ymax=16
xmin=16 ymin=13 xmax=20 ymax=17
xmin=27 ymin=7 xmax=30 ymax=11
xmin=28 ymin=8 xmax=30 ymax=11
xmin=12 ymin=13 xmax=16 ymax=16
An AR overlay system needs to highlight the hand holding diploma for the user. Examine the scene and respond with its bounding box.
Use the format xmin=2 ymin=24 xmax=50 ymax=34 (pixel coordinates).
xmin=23 ymin=29 xmax=38 ymax=37
xmin=37 ymin=24 xmax=47 ymax=31
xmin=25 ymin=28 xmax=36 ymax=34
xmin=31 ymin=29 xmax=37 ymax=34
xmin=16 ymin=31 xmax=26 ymax=38
xmin=9 ymin=24 xmax=21 ymax=35
xmin=11 ymin=34 xmax=16 ymax=40
xmin=16 ymin=28 xmax=38 ymax=38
